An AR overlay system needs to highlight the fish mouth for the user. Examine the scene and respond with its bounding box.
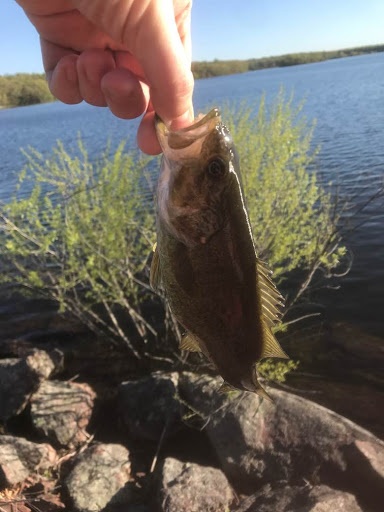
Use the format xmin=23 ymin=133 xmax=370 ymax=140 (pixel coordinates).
xmin=156 ymin=108 xmax=221 ymax=152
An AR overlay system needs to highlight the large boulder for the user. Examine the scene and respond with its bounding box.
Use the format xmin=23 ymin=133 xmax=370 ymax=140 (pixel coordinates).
xmin=179 ymin=373 xmax=384 ymax=511
xmin=234 ymin=483 xmax=362 ymax=512
xmin=0 ymin=435 xmax=57 ymax=488
xmin=158 ymin=457 xmax=234 ymax=512
xmin=65 ymin=443 xmax=131 ymax=512
xmin=0 ymin=349 xmax=58 ymax=421
xmin=118 ymin=372 xmax=182 ymax=441
xmin=31 ymin=380 xmax=96 ymax=448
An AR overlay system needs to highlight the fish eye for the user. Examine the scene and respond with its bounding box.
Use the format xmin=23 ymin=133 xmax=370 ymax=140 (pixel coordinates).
xmin=206 ymin=157 xmax=227 ymax=178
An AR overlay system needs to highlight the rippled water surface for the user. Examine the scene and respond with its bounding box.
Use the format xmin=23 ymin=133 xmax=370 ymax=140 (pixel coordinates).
xmin=1 ymin=53 xmax=383 ymax=335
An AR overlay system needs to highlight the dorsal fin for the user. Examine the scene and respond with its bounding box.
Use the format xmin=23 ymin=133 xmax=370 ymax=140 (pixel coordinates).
xmin=259 ymin=277 xmax=284 ymax=302
xmin=260 ymin=321 xmax=289 ymax=359
xmin=259 ymin=281 xmax=284 ymax=302
xmin=256 ymin=257 xmax=284 ymax=328
xmin=256 ymin=257 xmax=288 ymax=360
xmin=262 ymin=304 xmax=280 ymax=327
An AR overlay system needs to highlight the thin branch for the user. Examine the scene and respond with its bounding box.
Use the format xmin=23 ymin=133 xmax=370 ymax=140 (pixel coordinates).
xmin=281 ymin=312 xmax=322 ymax=327
xmin=150 ymin=420 xmax=170 ymax=473
xmin=101 ymin=298 xmax=140 ymax=358
xmin=0 ymin=213 xmax=57 ymax=258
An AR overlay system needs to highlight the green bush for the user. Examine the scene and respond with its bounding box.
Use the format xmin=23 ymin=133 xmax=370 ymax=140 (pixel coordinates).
xmin=225 ymin=92 xmax=346 ymax=309
xmin=0 ymin=73 xmax=54 ymax=107
xmin=0 ymin=93 xmax=347 ymax=373
xmin=0 ymin=140 xmax=157 ymax=358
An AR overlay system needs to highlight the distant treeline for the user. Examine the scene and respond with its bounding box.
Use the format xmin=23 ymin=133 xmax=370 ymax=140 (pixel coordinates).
xmin=192 ymin=43 xmax=384 ymax=79
xmin=2 ymin=43 xmax=384 ymax=107
xmin=0 ymin=73 xmax=54 ymax=108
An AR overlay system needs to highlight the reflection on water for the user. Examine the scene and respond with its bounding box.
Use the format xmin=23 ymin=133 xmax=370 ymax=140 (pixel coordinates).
xmin=0 ymin=53 xmax=383 ymax=335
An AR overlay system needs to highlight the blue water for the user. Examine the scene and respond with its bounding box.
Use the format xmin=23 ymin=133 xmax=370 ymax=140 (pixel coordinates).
xmin=0 ymin=52 xmax=383 ymax=335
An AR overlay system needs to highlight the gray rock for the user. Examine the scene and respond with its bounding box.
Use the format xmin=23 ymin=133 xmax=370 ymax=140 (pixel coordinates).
xmin=234 ymin=483 xmax=362 ymax=512
xmin=105 ymin=506 xmax=150 ymax=512
xmin=179 ymin=373 xmax=384 ymax=510
xmin=0 ymin=435 xmax=57 ymax=487
xmin=0 ymin=349 xmax=57 ymax=421
xmin=158 ymin=457 xmax=234 ymax=512
xmin=118 ymin=372 xmax=181 ymax=441
xmin=65 ymin=443 xmax=131 ymax=512
xmin=31 ymin=380 xmax=96 ymax=448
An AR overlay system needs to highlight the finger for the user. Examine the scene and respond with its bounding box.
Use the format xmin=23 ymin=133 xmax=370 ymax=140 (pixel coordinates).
xmin=76 ymin=49 xmax=116 ymax=107
xmin=137 ymin=110 xmax=162 ymax=155
xmin=40 ymin=37 xmax=82 ymax=104
xmin=74 ymin=0 xmax=194 ymax=126
xmin=101 ymin=68 xmax=149 ymax=119
xmin=100 ymin=50 xmax=149 ymax=119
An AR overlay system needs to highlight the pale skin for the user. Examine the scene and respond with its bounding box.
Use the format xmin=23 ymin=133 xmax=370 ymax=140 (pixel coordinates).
xmin=16 ymin=0 xmax=195 ymax=154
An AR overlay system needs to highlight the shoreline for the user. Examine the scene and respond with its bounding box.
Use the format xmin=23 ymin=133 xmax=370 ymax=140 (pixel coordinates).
xmin=1 ymin=44 xmax=384 ymax=106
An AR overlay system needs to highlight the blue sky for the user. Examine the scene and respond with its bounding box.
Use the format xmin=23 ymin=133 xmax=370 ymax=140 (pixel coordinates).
xmin=1 ymin=0 xmax=384 ymax=74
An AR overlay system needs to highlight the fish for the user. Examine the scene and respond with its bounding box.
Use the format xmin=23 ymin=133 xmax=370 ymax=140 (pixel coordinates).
xmin=150 ymin=108 xmax=288 ymax=400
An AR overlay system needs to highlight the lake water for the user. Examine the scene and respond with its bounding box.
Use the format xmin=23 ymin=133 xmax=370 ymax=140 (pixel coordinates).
xmin=0 ymin=53 xmax=383 ymax=336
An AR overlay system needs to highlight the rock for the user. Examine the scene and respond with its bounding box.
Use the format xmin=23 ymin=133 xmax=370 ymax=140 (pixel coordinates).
xmin=179 ymin=373 xmax=384 ymax=511
xmin=158 ymin=457 xmax=234 ymax=512
xmin=0 ymin=295 xmax=79 ymax=341
xmin=105 ymin=506 xmax=150 ymax=512
xmin=65 ymin=443 xmax=131 ymax=512
xmin=0 ymin=435 xmax=57 ymax=487
xmin=118 ymin=372 xmax=181 ymax=441
xmin=30 ymin=380 xmax=96 ymax=448
xmin=0 ymin=501 xmax=31 ymax=512
xmin=0 ymin=349 xmax=58 ymax=421
xmin=234 ymin=483 xmax=362 ymax=512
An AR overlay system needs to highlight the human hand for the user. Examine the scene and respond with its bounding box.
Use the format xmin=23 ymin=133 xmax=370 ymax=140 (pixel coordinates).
xmin=17 ymin=0 xmax=194 ymax=154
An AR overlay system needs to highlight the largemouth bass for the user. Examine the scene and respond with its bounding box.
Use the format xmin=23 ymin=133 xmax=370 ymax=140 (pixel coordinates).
xmin=151 ymin=109 xmax=288 ymax=400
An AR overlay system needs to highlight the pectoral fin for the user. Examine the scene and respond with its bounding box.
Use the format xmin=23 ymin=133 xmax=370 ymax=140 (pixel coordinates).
xmin=180 ymin=332 xmax=202 ymax=352
xmin=218 ymin=382 xmax=237 ymax=394
xmin=150 ymin=245 xmax=161 ymax=291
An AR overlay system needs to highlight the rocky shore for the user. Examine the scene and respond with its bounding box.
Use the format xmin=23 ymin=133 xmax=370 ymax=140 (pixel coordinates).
xmin=1 ymin=296 xmax=384 ymax=511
